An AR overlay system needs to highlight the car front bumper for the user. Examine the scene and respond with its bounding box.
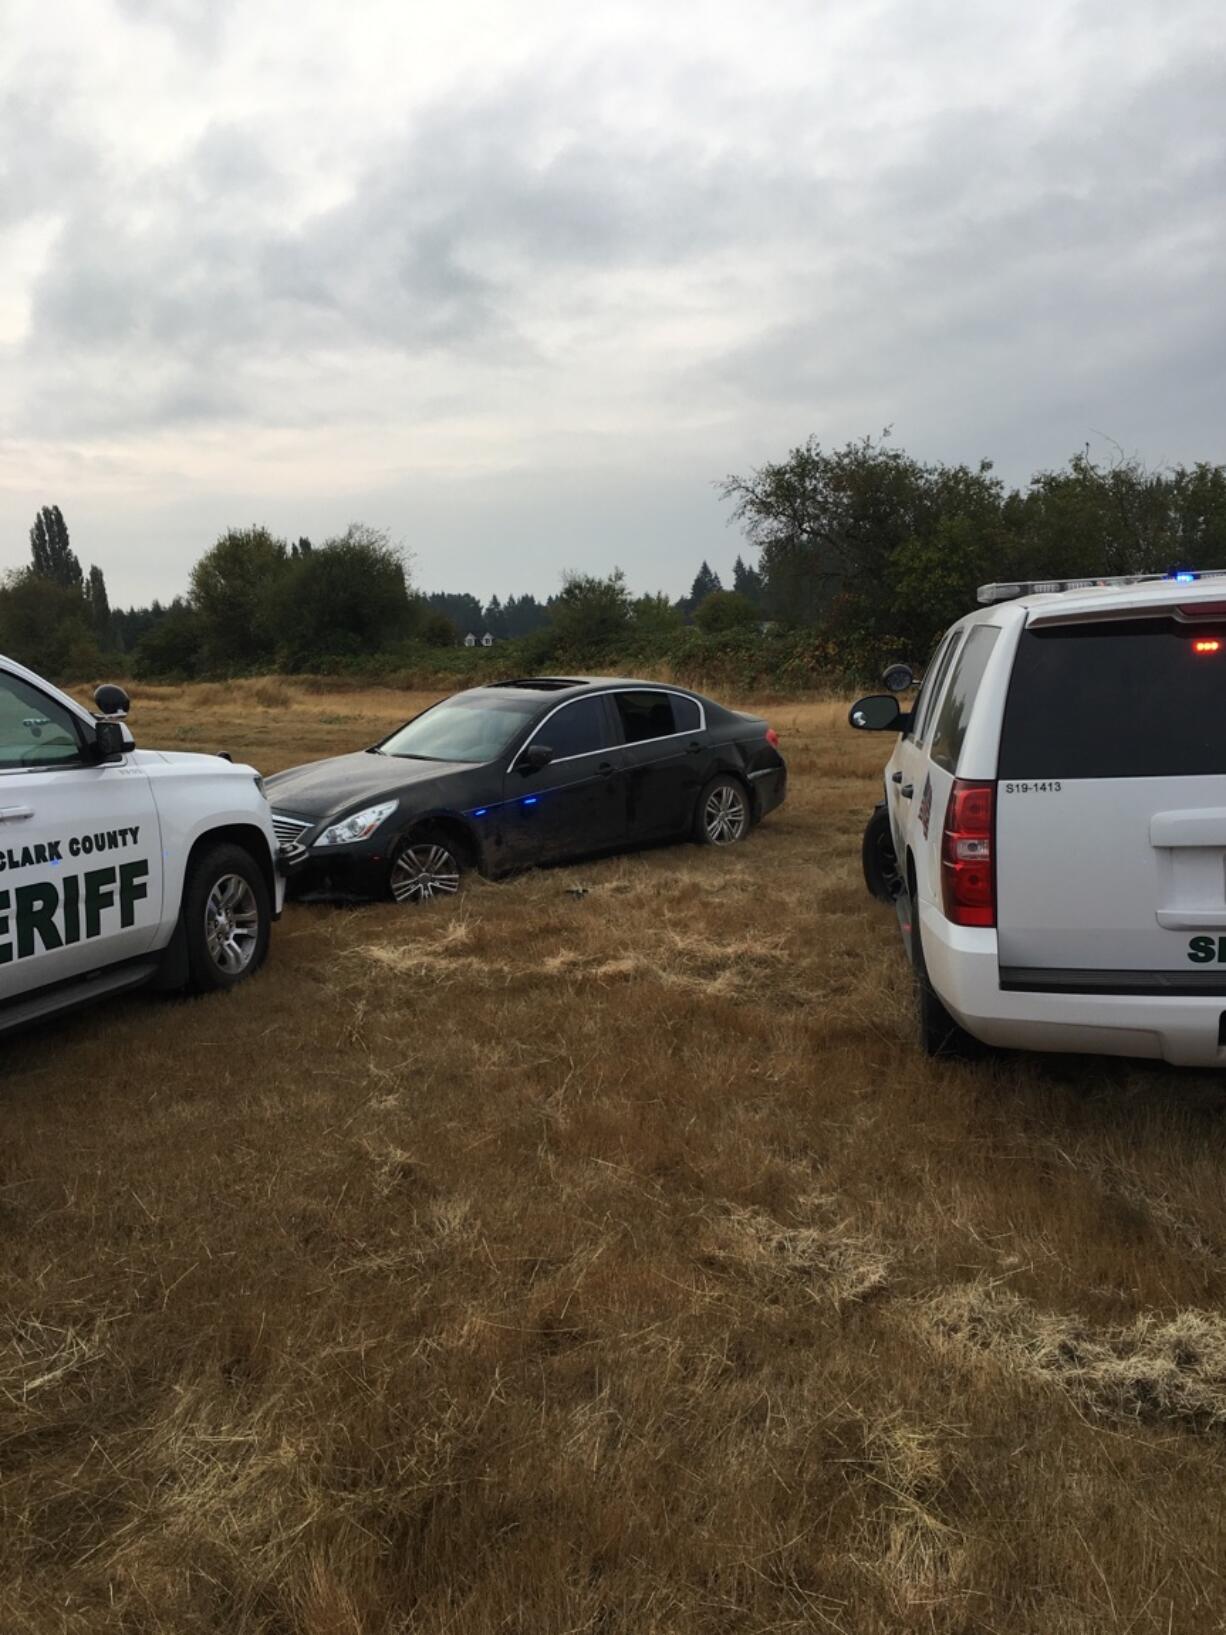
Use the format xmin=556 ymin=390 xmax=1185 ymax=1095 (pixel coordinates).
xmin=919 ymin=899 xmax=1226 ymax=1068
xmin=279 ymin=838 xmax=392 ymax=903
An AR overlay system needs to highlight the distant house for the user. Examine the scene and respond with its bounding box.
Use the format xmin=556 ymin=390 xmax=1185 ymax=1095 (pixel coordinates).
xmin=463 ymin=632 xmax=477 ymax=648
xmin=481 ymin=632 xmax=494 ymax=647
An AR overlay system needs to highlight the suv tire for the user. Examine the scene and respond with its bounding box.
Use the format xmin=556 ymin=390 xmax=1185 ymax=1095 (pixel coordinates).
xmin=183 ymin=843 xmax=272 ymax=994
xmin=862 ymin=802 xmax=902 ymax=903
xmin=911 ymin=895 xmax=983 ymax=1060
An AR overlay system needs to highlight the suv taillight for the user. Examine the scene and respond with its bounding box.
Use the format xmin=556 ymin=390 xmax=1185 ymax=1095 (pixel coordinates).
xmin=941 ymin=779 xmax=995 ymax=927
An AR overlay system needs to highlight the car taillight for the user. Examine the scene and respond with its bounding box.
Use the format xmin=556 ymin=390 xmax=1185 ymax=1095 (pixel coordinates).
xmin=766 ymin=728 xmax=780 ymax=748
xmin=941 ymin=779 xmax=995 ymax=927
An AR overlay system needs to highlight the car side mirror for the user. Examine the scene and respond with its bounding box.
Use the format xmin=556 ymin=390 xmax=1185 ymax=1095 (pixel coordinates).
xmin=94 ymin=683 xmax=130 ymax=718
xmin=517 ymin=743 xmax=554 ymax=774
xmin=849 ymin=695 xmax=909 ymax=732
xmin=881 ymin=663 xmax=914 ymax=692
xmin=93 ymin=720 xmax=128 ymax=760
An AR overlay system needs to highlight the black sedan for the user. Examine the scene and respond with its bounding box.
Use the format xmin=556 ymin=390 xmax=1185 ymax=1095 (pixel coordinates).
xmin=267 ymin=677 xmax=787 ymax=903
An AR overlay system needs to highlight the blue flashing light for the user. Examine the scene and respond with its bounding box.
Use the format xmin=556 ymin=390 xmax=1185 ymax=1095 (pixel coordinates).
xmin=522 ymin=796 xmax=538 ymax=806
xmin=472 ymin=807 xmax=488 ymax=817
xmin=1175 ymin=571 xmax=1197 ymax=583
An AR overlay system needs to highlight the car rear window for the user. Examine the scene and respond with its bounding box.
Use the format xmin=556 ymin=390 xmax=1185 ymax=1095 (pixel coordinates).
xmin=999 ymin=618 xmax=1226 ymax=778
xmin=614 ymin=691 xmax=679 ymax=743
xmin=929 ymin=626 xmax=999 ymax=773
xmin=671 ymin=695 xmax=701 ymax=733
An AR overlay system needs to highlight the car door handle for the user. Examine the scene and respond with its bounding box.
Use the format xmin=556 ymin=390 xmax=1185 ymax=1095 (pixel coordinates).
xmin=0 ymin=806 xmax=34 ymax=822
xmin=686 ymin=741 xmax=703 ymax=755
xmin=900 ymin=784 xmax=914 ymax=799
xmin=891 ymin=771 xmax=904 ymax=784
xmin=596 ymin=761 xmax=617 ymax=778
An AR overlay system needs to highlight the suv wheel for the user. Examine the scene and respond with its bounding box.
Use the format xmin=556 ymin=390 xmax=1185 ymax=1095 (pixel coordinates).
xmin=184 ymin=843 xmax=271 ymax=994
xmin=389 ymin=833 xmax=463 ymax=903
xmin=695 ymin=776 xmax=750 ymax=846
xmin=912 ymin=896 xmax=983 ymax=1060
xmin=862 ymin=802 xmax=902 ymax=902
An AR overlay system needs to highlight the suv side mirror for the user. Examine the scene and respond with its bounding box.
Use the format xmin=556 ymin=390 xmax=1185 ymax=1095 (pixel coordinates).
xmin=516 ymin=743 xmax=554 ymax=774
xmin=881 ymin=663 xmax=914 ymax=693
xmin=93 ymin=720 xmax=128 ymax=760
xmin=849 ymin=695 xmax=909 ymax=733
xmin=94 ymin=683 xmax=130 ymax=718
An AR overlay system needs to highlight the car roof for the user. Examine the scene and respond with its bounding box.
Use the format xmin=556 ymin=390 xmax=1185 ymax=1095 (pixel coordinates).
xmin=483 ymin=676 xmax=702 ymax=700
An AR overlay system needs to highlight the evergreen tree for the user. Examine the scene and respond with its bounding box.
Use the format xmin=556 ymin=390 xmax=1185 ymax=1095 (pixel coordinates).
xmin=483 ymin=595 xmax=509 ymax=639
xmin=84 ymin=564 xmax=112 ymax=646
xmin=685 ymin=561 xmax=722 ymax=613
xmin=29 ymin=504 xmax=83 ymax=590
xmin=732 ymin=554 xmax=764 ymax=607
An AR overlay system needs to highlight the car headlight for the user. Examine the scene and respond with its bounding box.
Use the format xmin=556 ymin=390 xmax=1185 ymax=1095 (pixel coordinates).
xmin=313 ymin=800 xmax=399 ymax=847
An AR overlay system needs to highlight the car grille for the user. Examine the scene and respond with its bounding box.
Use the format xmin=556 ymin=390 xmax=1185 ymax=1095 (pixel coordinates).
xmin=272 ymin=812 xmax=311 ymax=845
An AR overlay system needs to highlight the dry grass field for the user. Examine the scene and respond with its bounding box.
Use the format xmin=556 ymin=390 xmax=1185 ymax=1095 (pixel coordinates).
xmin=4 ymin=677 xmax=1226 ymax=1634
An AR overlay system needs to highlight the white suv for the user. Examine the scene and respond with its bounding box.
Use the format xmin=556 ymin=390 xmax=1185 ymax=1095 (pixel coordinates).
xmin=0 ymin=654 xmax=284 ymax=1036
xmin=852 ymin=572 xmax=1226 ymax=1066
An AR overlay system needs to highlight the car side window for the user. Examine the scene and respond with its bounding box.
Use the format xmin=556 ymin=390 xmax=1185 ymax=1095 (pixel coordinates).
xmin=911 ymin=632 xmax=962 ymax=747
xmin=613 ymin=691 xmax=677 ymax=743
xmin=536 ymin=696 xmax=614 ymax=760
xmin=671 ymin=694 xmax=701 ymax=733
xmin=929 ymin=626 xmax=1000 ymax=774
xmin=0 ymin=673 xmax=85 ymax=770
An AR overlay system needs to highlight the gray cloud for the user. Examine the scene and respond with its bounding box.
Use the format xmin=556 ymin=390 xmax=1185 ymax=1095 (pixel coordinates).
xmin=1 ymin=0 xmax=1224 ymax=603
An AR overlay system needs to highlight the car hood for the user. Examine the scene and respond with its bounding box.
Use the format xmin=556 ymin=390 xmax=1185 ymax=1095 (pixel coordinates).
xmin=264 ymin=751 xmax=481 ymax=821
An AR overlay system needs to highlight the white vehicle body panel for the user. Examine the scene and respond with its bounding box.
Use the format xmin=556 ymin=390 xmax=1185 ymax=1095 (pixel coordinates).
xmin=0 ymin=654 xmax=283 ymax=1015
xmin=875 ymin=578 xmax=1226 ymax=1066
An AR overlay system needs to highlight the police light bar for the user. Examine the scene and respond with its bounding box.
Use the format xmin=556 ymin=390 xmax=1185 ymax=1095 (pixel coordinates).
xmin=976 ymin=569 xmax=1226 ymax=605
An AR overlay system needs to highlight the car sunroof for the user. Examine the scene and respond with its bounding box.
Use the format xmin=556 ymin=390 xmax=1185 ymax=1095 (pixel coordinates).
xmin=490 ymin=678 xmax=586 ymax=690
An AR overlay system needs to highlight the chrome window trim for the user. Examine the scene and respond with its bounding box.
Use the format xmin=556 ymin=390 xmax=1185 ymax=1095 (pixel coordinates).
xmin=519 ymin=687 xmax=707 ymax=767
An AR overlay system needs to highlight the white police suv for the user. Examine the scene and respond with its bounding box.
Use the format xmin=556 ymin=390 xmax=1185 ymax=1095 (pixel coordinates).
xmin=0 ymin=653 xmax=284 ymax=1036
xmin=852 ymin=571 xmax=1226 ymax=1066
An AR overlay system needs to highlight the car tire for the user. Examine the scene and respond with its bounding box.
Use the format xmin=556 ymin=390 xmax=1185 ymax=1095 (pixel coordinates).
xmin=183 ymin=843 xmax=272 ymax=995
xmin=912 ymin=901 xmax=983 ymax=1059
xmin=388 ymin=830 xmax=464 ymax=904
xmin=862 ymin=802 xmax=902 ymax=903
xmin=694 ymin=774 xmax=751 ymax=846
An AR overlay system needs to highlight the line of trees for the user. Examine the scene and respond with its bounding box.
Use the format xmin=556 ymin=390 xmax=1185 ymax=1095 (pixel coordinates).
xmin=722 ymin=433 xmax=1226 ymax=663
xmin=4 ymin=436 xmax=1225 ymax=686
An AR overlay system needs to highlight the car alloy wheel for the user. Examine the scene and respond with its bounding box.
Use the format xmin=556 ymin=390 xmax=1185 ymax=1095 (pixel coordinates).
xmin=203 ymin=873 xmax=261 ymax=975
xmin=703 ymin=782 xmax=748 ymax=845
xmin=390 ymin=842 xmax=461 ymax=903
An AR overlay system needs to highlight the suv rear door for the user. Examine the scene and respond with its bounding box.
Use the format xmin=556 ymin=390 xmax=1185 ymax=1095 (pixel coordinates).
xmin=995 ymin=615 xmax=1226 ymax=985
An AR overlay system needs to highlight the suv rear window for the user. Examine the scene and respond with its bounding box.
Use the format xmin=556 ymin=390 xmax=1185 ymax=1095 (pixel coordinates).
xmin=1000 ymin=618 xmax=1226 ymax=778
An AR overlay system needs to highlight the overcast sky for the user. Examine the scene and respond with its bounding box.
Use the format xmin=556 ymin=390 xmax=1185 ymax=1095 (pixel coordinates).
xmin=1 ymin=0 xmax=1223 ymax=607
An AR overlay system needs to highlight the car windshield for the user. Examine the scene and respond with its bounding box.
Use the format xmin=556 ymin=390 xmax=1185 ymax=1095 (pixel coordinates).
xmin=377 ymin=692 xmax=542 ymax=763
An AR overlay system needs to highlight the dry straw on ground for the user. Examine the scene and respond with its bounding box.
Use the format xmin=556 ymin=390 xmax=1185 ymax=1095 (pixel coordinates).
xmin=3 ymin=681 xmax=1226 ymax=1632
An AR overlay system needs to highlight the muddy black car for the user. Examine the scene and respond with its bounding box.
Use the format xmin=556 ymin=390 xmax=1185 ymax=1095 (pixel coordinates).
xmin=267 ymin=677 xmax=787 ymax=902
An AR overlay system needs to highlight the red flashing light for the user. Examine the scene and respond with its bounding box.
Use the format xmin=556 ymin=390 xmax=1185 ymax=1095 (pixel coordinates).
xmin=1194 ymin=638 xmax=1221 ymax=654
xmin=766 ymin=728 xmax=780 ymax=748
xmin=941 ymin=779 xmax=996 ymax=928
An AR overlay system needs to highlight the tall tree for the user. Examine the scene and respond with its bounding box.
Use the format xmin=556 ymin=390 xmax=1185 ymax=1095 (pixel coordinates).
xmin=189 ymin=525 xmax=289 ymax=669
xmin=270 ymin=524 xmax=415 ymax=669
xmin=731 ymin=554 xmax=764 ymax=607
xmin=483 ymin=595 xmax=509 ymax=640
xmin=686 ymin=561 xmax=723 ymax=611
xmin=84 ymin=564 xmax=112 ymax=646
xmin=29 ymin=504 xmax=83 ymax=590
